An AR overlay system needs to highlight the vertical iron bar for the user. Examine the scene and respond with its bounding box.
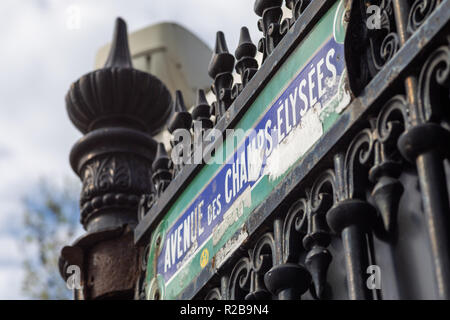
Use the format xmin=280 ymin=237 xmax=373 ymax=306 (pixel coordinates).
xmin=342 ymin=225 xmax=371 ymax=300
xmin=327 ymin=154 xmax=377 ymax=300
xmin=393 ymin=0 xmax=450 ymax=299
xmin=416 ymin=151 xmax=450 ymax=298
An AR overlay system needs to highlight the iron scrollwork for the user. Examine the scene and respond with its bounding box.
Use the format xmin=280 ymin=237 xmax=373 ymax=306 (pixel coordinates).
xmin=407 ymin=0 xmax=441 ymax=34
xmin=326 ymin=128 xmax=378 ymax=300
xmin=228 ymin=233 xmax=276 ymax=300
xmin=199 ymin=97 xmax=414 ymax=300
xmin=265 ymin=203 xmax=312 ymax=300
xmin=397 ymin=42 xmax=450 ymax=299
xmin=204 ymin=287 xmax=222 ymax=300
xmin=345 ymin=0 xmax=399 ymax=96
xmin=267 ymin=170 xmax=335 ymax=300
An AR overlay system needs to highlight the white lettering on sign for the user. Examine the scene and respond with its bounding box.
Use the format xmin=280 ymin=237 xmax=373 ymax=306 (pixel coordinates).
xmin=164 ymin=199 xmax=209 ymax=273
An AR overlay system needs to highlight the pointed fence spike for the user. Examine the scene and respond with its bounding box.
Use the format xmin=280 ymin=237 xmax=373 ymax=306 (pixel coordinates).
xmin=104 ymin=17 xmax=133 ymax=68
xmin=174 ymin=90 xmax=188 ymax=113
xmin=215 ymin=31 xmax=230 ymax=54
xmin=196 ymin=89 xmax=208 ymax=107
xmin=152 ymin=143 xmax=169 ymax=171
xmin=168 ymin=90 xmax=192 ymax=133
xmin=235 ymin=26 xmax=257 ymax=60
xmin=238 ymin=27 xmax=253 ymax=46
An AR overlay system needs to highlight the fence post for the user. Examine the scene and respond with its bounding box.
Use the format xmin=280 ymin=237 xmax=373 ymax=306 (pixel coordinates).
xmin=59 ymin=17 xmax=172 ymax=299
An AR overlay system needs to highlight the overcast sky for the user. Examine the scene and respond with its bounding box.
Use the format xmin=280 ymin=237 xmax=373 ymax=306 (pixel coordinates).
xmin=0 ymin=0 xmax=261 ymax=299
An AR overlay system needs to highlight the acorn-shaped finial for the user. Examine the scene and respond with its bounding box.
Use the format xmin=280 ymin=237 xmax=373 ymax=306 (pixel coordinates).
xmin=235 ymin=27 xmax=258 ymax=88
xmin=208 ymin=31 xmax=235 ymax=121
xmin=208 ymin=31 xmax=235 ymax=79
xmin=235 ymin=27 xmax=257 ymax=61
xmin=192 ymin=89 xmax=213 ymax=130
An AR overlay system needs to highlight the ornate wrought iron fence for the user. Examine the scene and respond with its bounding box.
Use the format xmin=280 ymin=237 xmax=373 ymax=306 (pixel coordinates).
xmin=60 ymin=0 xmax=450 ymax=300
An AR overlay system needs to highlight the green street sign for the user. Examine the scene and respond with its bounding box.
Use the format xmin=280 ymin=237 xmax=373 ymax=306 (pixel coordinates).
xmin=146 ymin=0 xmax=350 ymax=300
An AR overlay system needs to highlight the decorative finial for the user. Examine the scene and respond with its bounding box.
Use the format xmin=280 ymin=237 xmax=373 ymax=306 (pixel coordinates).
xmin=254 ymin=0 xmax=284 ymax=62
xmin=304 ymin=237 xmax=332 ymax=299
xmin=283 ymin=0 xmax=311 ymax=30
xmin=167 ymin=90 xmax=193 ymax=133
xmin=208 ymin=32 xmax=235 ymax=78
xmin=208 ymin=31 xmax=235 ymax=122
xmin=215 ymin=31 xmax=230 ymax=54
xmin=104 ymin=17 xmax=133 ymax=69
xmin=66 ymin=17 xmax=172 ymax=135
xmin=236 ymin=27 xmax=257 ymax=59
xmin=67 ymin=16 xmax=173 ymax=230
xmin=233 ymin=27 xmax=259 ymax=98
xmin=192 ymin=89 xmax=213 ymax=130
xmin=62 ymin=16 xmax=173 ymax=300
xmin=167 ymin=91 xmax=193 ymax=176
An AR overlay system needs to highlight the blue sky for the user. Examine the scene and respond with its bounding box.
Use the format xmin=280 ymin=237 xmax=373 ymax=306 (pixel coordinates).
xmin=0 ymin=0 xmax=262 ymax=299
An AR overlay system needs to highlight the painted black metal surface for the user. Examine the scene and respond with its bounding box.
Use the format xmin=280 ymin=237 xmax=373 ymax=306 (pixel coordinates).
xmin=60 ymin=17 xmax=173 ymax=299
xmin=138 ymin=0 xmax=450 ymax=300
xmin=134 ymin=0 xmax=335 ymax=246
xmin=60 ymin=0 xmax=450 ymax=301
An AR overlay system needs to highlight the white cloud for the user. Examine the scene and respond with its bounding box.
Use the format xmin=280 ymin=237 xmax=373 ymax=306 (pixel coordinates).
xmin=0 ymin=235 xmax=25 ymax=299
xmin=0 ymin=236 xmax=22 ymax=265
xmin=0 ymin=265 xmax=25 ymax=300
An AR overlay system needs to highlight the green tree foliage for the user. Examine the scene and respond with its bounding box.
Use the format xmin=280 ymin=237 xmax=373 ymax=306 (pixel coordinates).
xmin=20 ymin=178 xmax=81 ymax=300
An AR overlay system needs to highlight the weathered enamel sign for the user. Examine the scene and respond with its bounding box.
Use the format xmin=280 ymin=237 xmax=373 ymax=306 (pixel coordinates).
xmin=146 ymin=0 xmax=349 ymax=300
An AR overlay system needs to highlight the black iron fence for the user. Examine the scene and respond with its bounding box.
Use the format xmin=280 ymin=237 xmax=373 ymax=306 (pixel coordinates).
xmin=60 ymin=0 xmax=450 ymax=300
